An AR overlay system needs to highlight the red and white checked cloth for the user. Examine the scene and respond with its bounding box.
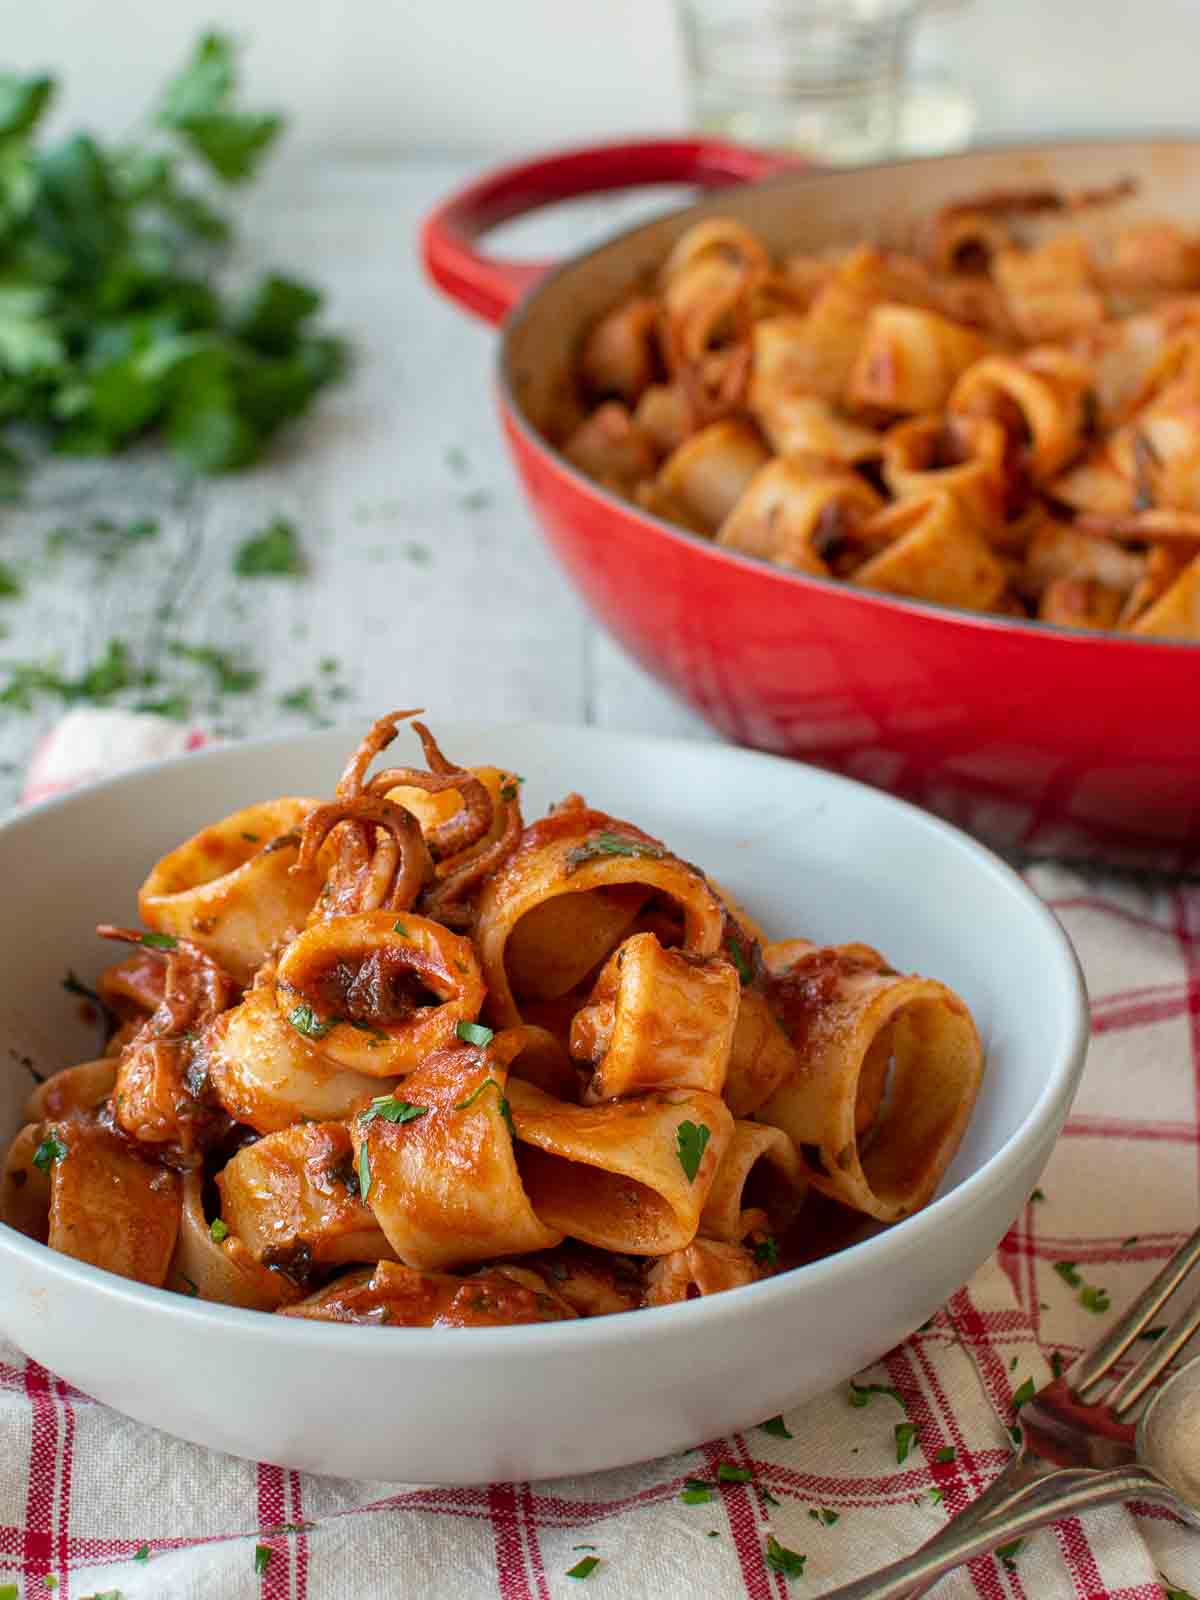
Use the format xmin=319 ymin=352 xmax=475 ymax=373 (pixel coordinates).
xmin=4 ymin=711 xmax=1198 ymax=1600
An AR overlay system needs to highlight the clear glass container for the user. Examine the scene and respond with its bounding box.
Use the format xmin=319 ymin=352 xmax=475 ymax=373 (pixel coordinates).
xmin=675 ymin=0 xmax=972 ymax=165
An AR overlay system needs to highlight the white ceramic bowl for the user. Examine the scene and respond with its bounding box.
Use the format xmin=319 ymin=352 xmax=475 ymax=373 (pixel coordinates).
xmin=0 ymin=722 xmax=1087 ymax=1483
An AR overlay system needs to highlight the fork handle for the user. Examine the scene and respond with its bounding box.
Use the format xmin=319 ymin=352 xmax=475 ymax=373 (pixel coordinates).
xmin=816 ymin=1466 xmax=1175 ymax=1600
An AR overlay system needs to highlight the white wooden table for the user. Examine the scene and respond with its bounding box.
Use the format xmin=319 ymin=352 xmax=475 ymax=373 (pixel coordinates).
xmin=0 ymin=155 xmax=713 ymax=810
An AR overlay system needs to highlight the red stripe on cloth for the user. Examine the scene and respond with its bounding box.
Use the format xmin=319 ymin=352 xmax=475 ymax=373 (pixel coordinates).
xmin=1092 ymin=992 xmax=1196 ymax=1033
xmin=1051 ymin=1512 xmax=1109 ymax=1596
xmin=700 ymin=1438 xmax=775 ymax=1600
xmin=287 ymin=1471 xmax=308 ymax=1600
xmin=256 ymin=1462 xmax=290 ymax=1600
xmin=1045 ymin=896 xmax=1183 ymax=942
xmin=516 ymin=1483 xmax=550 ymax=1600
xmin=53 ymin=1375 xmax=75 ymax=1599
xmin=489 ymin=1482 xmax=534 ymax=1600
xmin=1063 ymin=1114 xmax=1200 ymax=1144
xmin=21 ymin=1360 xmax=59 ymax=1584
xmin=1176 ymin=889 xmax=1200 ymax=1198
xmin=884 ymin=1343 xmax=1010 ymax=1600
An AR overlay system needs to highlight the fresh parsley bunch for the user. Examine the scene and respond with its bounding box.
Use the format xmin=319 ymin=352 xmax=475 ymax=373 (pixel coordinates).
xmin=0 ymin=31 xmax=343 ymax=480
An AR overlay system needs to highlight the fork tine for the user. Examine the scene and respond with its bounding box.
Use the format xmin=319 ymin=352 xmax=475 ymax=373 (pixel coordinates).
xmin=1072 ymin=1225 xmax=1200 ymax=1399
xmin=1106 ymin=1289 xmax=1200 ymax=1414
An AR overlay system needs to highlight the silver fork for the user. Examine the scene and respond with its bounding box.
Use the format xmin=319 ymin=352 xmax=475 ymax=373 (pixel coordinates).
xmin=819 ymin=1224 xmax=1200 ymax=1599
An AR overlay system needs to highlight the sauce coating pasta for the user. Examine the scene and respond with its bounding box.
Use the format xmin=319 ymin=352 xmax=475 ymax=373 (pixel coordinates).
xmin=563 ymin=184 xmax=1200 ymax=638
xmin=2 ymin=713 xmax=985 ymax=1325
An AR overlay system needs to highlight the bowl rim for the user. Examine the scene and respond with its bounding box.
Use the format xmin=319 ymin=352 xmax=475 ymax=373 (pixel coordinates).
xmin=497 ymin=131 xmax=1199 ymax=653
xmin=0 ymin=718 xmax=1090 ymax=1354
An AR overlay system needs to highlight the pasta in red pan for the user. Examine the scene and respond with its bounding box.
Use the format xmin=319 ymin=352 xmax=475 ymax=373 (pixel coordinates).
xmin=1 ymin=713 xmax=985 ymax=1326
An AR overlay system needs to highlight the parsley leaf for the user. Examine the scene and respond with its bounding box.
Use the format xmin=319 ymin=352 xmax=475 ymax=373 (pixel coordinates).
xmin=456 ymin=1020 xmax=494 ymax=1048
xmin=716 ymin=1462 xmax=752 ymax=1484
xmin=253 ymin=1543 xmax=272 ymax=1576
xmin=934 ymin=1446 xmax=956 ymax=1463
xmin=675 ymin=1120 xmax=711 ymax=1183
xmin=1012 ymin=1377 xmax=1036 ymax=1410
xmin=996 ymin=1538 xmax=1024 ymax=1568
xmin=233 ymin=516 xmax=304 ymax=577
xmin=359 ymin=1095 xmax=427 ymax=1127
xmin=1050 ymin=1351 xmax=1067 ymax=1378
xmin=1160 ymin=1574 xmax=1200 ymax=1600
xmin=565 ymin=1556 xmax=600 ymax=1580
xmin=894 ymin=1421 xmax=919 ymax=1463
xmin=32 ymin=1133 xmax=67 ymax=1172
xmin=564 ymin=831 xmax=665 ymax=872
xmin=848 ymin=1380 xmax=903 ymax=1409
xmin=680 ymin=1478 xmax=713 ymax=1504
xmin=133 ymin=1544 xmax=150 ymax=1562
xmin=393 ymin=921 xmax=409 ymax=936
xmin=1030 ymin=1187 xmax=1045 ymax=1202
xmin=753 ymin=1234 xmax=779 ymax=1268
xmin=454 ymin=1077 xmax=514 ymax=1135
xmin=167 ymin=641 xmax=259 ymax=695
xmin=1053 ymin=1261 xmax=1082 ymax=1287
xmin=1080 ymin=1284 xmax=1111 ymax=1314
xmin=765 ymin=1536 xmax=806 ymax=1579
xmin=209 ymin=1218 xmax=229 ymax=1243
xmin=288 ymin=1003 xmax=336 ymax=1039
xmin=761 ymin=1415 xmax=793 ymax=1439
xmin=727 ymin=933 xmax=752 ymax=984
xmin=808 ymin=1507 xmax=839 ymax=1525
xmin=138 ymin=931 xmax=178 ymax=950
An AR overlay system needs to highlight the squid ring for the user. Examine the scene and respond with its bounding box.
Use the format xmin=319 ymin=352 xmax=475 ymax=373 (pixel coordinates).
xmin=273 ymin=911 xmax=485 ymax=1076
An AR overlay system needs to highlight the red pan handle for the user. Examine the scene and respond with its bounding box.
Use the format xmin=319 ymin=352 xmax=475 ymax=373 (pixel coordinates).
xmin=421 ymin=136 xmax=807 ymax=326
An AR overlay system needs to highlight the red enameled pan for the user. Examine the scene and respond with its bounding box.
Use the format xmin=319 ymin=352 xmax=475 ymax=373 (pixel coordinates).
xmin=422 ymin=136 xmax=1200 ymax=871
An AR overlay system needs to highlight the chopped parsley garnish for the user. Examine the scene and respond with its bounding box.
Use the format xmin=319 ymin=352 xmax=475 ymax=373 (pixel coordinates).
xmin=1161 ymin=1574 xmax=1200 ymax=1600
xmin=1030 ymin=1187 xmax=1046 ymax=1202
xmin=894 ymin=1421 xmax=919 ymax=1463
xmin=178 ymin=1274 xmax=199 ymax=1297
xmin=1140 ymin=1326 xmax=1166 ymax=1341
xmin=934 ymin=1446 xmax=956 ymax=1463
xmin=393 ymin=921 xmax=409 ymax=936
xmin=138 ymin=931 xmax=178 ymax=950
xmin=454 ymin=1077 xmax=514 ymax=1135
xmin=809 ymin=1507 xmax=839 ymax=1526
xmin=848 ymin=1380 xmax=903 ymax=1409
xmin=254 ymin=1544 xmax=272 ymax=1576
xmin=565 ymin=1556 xmax=600 ymax=1580
xmin=760 ymin=1487 xmax=782 ymax=1507
xmin=564 ymin=831 xmax=666 ymax=872
xmin=680 ymin=1478 xmax=713 ymax=1504
xmin=167 ymin=641 xmax=259 ymax=695
xmin=500 ymin=782 xmax=519 ymax=802
xmin=761 ymin=1415 xmax=793 ymax=1439
xmin=240 ymin=831 xmax=260 ymax=843
xmin=359 ymin=1095 xmax=427 ymax=1127
xmin=288 ymin=1003 xmax=336 ymax=1039
xmin=996 ymin=1538 xmax=1024 ymax=1569
xmin=233 ymin=517 xmax=304 ymax=577
xmin=726 ymin=934 xmax=752 ymax=984
xmin=753 ymin=1235 xmax=779 ymax=1268
xmin=930 ymin=1486 xmax=944 ymax=1504
xmin=357 ymin=1143 xmax=371 ymax=1202
xmin=32 ymin=1133 xmax=67 ymax=1172
xmin=133 ymin=1544 xmax=150 ymax=1562
xmin=0 ymin=563 xmax=21 ymax=599
xmin=675 ymin=1120 xmax=711 ymax=1183
xmin=716 ymin=1462 xmax=752 ymax=1484
xmin=765 ymin=1536 xmax=806 ymax=1579
xmin=1053 ymin=1261 xmax=1082 ymax=1287
xmin=1012 ymin=1377 xmax=1036 ymax=1411
xmin=456 ymin=1021 xmax=494 ymax=1048
xmin=1080 ymin=1284 xmax=1111 ymax=1314
xmin=0 ymin=640 xmax=156 ymax=711
xmin=1050 ymin=1351 xmax=1067 ymax=1378
xmin=1122 ymin=1235 xmax=1139 ymax=1247
xmin=209 ymin=1219 xmax=229 ymax=1243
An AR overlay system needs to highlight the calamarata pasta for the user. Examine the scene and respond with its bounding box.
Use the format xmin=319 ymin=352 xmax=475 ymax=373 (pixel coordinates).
xmin=2 ymin=714 xmax=985 ymax=1327
xmin=564 ymin=183 xmax=1200 ymax=638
